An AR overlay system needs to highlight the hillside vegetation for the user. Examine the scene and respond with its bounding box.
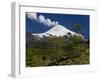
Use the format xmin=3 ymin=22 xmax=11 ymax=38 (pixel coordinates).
xmin=26 ymin=32 xmax=89 ymax=67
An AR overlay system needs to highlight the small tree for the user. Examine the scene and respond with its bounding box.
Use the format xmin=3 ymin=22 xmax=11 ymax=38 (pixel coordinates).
xmin=73 ymin=24 xmax=83 ymax=34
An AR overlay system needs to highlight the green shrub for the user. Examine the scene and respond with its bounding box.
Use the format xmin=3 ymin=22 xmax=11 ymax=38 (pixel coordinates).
xmin=26 ymin=35 xmax=89 ymax=67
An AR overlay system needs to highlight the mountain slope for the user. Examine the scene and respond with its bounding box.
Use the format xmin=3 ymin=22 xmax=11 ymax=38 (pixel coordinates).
xmin=32 ymin=25 xmax=78 ymax=37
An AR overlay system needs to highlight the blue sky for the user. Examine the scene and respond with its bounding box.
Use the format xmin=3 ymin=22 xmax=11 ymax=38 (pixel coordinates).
xmin=26 ymin=12 xmax=89 ymax=38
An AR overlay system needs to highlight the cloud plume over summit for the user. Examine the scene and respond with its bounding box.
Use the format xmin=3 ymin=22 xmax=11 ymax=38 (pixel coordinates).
xmin=27 ymin=13 xmax=59 ymax=27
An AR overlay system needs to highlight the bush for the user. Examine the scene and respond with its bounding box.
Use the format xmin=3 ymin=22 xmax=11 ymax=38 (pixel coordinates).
xmin=26 ymin=35 xmax=89 ymax=67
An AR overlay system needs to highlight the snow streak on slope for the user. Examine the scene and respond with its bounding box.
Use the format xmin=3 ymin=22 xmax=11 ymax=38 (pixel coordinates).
xmin=32 ymin=25 xmax=78 ymax=38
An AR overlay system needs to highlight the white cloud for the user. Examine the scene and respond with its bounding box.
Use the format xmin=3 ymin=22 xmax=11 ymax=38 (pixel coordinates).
xmin=27 ymin=13 xmax=37 ymax=20
xmin=46 ymin=18 xmax=52 ymax=26
xmin=38 ymin=15 xmax=46 ymax=23
xmin=55 ymin=21 xmax=59 ymax=25
xmin=27 ymin=13 xmax=59 ymax=27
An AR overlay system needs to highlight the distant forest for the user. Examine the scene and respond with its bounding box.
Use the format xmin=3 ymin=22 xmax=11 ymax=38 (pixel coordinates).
xmin=26 ymin=32 xmax=89 ymax=67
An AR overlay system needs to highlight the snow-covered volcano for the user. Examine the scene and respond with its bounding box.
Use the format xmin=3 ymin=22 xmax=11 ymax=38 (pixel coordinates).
xmin=32 ymin=25 xmax=78 ymax=37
